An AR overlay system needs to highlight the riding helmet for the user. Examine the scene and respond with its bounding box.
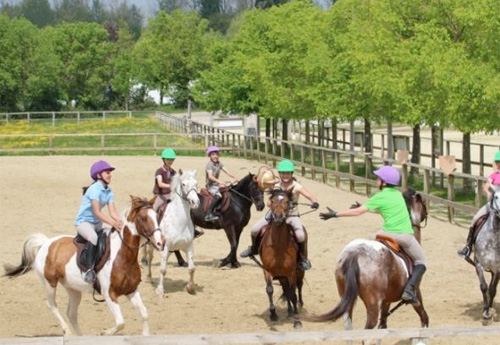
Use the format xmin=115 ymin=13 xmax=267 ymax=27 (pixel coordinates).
xmin=373 ymin=166 xmax=400 ymax=186
xmin=495 ymin=151 xmax=500 ymax=162
xmin=90 ymin=160 xmax=115 ymax=181
xmin=206 ymin=145 xmax=220 ymax=156
xmin=161 ymin=148 xmax=177 ymax=160
xmin=277 ymin=159 xmax=295 ymax=173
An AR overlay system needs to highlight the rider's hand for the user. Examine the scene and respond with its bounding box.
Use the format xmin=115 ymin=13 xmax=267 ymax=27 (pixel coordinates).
xmin=311 ymin=202 xmax=319 ymax=209
xmin=319 ymin=207 xmax=338 ymax=220
xmin=350 ymin=201 xmax=361 ymax=209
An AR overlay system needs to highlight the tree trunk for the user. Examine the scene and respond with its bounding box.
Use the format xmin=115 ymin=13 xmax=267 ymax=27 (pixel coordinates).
xmin=410 ymin=124 xmax=421 ymax=177
xmin=331 ymin=118 xmax=338 ymax=150
xmin=364 ymin=118 xmax=372 ymax=153
xmin=305 ymin=120 xmax=310 ymax=144
xmin=387 ymin=120 xmax=393 ymax=160
xmin=349 ymin=120 xmax=355 ymax=151
xmin=463 ymin=132 xmax=473 ymax=192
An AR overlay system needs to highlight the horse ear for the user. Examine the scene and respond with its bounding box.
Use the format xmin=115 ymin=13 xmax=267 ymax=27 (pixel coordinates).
xmin=179 ymin=168 xmax=183 ymax=175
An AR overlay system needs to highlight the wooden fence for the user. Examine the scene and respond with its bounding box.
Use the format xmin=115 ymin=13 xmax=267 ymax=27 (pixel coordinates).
xmin=0 ymin=112 xmax=487 ymax=224
xmin=3 ymin=326 xmax=500 ymax=344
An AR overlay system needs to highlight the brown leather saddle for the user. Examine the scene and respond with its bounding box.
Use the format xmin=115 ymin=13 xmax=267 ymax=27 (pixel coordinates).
xmin=199 ymin=187 xmax=231 ymax=213
xmin=149 ymin=195 xmax=171 ymax=223
xmin=375 ymin=234 xmax=414 ymax=275
xmin=74 ymin=230 xmax=111 ymax=279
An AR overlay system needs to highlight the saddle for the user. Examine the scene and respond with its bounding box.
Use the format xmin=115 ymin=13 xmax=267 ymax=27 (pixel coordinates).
xmin=74 ymin=231 xmax=111 ymax=288
xmin=375 ymin=234 xmax=414 ymax=275
xmin=149 ymin=195 xmax=171 ymax=223
xmin=200 ymin=187 xmax=231 ymax=213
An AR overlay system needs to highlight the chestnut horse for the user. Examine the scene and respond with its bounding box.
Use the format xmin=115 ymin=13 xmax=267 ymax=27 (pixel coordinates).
xmin=254 ymin=189 xmax=304 ymax=328
xmin=3 ymin=196 xmax=164 ymax=336
xmin=304 ymin=188 xmax=429 ymax=332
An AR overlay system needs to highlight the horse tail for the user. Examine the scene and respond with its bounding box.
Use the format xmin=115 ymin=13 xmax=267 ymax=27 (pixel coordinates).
xmin=303 ymin=252 xmax=360 ymax=322
xmin=3 ymin=233 xmax=47 ymax=278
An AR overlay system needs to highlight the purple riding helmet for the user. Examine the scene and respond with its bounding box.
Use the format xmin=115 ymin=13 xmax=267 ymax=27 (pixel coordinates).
xmin=206 ymin=145 xmax=220 ymax=157
xmin=90 ymin=160 xmax=115 ymax=181
xmin=373 ymin=166 xmax=400 ymax=186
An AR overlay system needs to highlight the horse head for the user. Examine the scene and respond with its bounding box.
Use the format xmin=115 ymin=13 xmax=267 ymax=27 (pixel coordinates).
xmin=403 ymin=188 xmax=427 ymax=244
xmin=128 ymin=195 xmax=164 ymax=250
xmin=248 ymin=173 xmax=265 ymax=210
xmin=177 ymin=169 xmax=200 ymax=209
xmin=490 ymin=185 xmax=500 ymax=218
xmin=269 ymin=189 xmax=293 ymax=225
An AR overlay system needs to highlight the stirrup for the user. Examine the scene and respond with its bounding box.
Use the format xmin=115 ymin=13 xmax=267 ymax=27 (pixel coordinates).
xmin=457 ymin=246 xmax=470 ymax=257
xmin=240 ymin=246 xmax=254 ymax=258
xmin=204 ymin=214 xmax=219 ymax=222
xmin=402 ymin=291 xmax=420 ymax=306
xmin=300 ymin=259 xmax=311 ymax=270
xmin=83 ymin=269 xmax=96 ymax=283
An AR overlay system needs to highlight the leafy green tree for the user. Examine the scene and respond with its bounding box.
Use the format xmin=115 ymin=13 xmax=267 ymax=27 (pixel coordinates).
xmin=47 ymin=22 xmax=113 ymax=109
xmin=133 ymin=10 xmax=209 ymax=107
xmin=54 ymin=0 xmax=92 ymax=23
xmin=19 ymin=0 xmax=55 ymax=28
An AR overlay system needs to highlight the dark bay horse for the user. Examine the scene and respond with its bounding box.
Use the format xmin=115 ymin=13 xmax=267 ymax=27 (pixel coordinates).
xmin=254 ymin=189 xmax=304 ymax=328
xmin=189 ymin=172 xmax=265 ymax=268
xmin=3 ymin=196 xmax=164 ymax=336
xmin=472 ymin=185 xmax=500 ymax=322
xmin=304 ymin=188 xmax=429 ymax=331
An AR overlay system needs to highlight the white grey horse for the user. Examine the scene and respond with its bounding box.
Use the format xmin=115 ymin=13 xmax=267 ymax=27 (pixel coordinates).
xmin=473 ymin=185 xmax=500 ymax=321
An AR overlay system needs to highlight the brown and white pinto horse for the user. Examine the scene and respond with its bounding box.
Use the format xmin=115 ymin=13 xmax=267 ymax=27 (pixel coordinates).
xmin=3 ymin=196 xmax=164 ymax=336
xmin=304 ymin=188 xmax=429 ymax=333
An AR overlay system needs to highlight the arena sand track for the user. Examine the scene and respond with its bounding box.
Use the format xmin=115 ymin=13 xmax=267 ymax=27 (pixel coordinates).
xmin=0 ymin=156 xmax=497 ymax=344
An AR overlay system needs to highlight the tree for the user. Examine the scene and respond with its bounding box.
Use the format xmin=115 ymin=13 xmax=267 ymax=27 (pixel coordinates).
xmin=19 ymin=0 xmax=55 ymax=28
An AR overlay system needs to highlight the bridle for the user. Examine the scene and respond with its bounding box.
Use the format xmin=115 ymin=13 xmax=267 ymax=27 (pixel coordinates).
xmin=117 ymin=204 xmax=161 ymax=249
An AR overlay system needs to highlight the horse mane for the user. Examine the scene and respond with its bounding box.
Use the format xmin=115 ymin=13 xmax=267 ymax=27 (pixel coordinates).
xmin=232 ymin=173 xmax=254 ymax=192
xmin=268 ymin=187 xmax=293 ymax=200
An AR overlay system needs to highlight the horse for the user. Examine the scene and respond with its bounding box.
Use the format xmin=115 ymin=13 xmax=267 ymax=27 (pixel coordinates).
xmin=471 ymin=185 xmax=500 ymax=322
xmin=303 ymin=188 xmax=429 ymax=333
xmin=2 ymin=196 xmax=164 ymax=336
xmin=253 ymin=188 xmax=304 ymax=328
xmin=189 ymin=172 xmax=265 ymax=268
xmin=143 ymin=169 xmax=200 ymax=296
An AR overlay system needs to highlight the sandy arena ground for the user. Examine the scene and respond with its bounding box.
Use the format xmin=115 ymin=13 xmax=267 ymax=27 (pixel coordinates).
xmin=0 ymin=155 xmax=498 ymax=344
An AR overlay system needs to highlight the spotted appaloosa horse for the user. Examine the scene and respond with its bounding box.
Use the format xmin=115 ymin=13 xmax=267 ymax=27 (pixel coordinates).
xmin=3 ymin=196 xmax=164 ymax=336
xmin=304 ymin=188 xmax=429 ymax=332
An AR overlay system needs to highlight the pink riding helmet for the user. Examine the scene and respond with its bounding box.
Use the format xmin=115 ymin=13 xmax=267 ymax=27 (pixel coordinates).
xmin=206 ymin=145 xmax=220 ymax=156
xmin=373 ymin=166 xmax=400 ymax=186
xmin=90 ymin=160 xmax=115 ymax=181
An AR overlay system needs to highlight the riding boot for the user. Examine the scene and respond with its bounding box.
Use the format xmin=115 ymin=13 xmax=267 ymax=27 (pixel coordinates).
xmin=240 ymin=235 xmax=259 ymax=258
xmin=401 ymin=264 xmax=426 ymax=306
xmin=205 ymin=196 xmax=222 ymax=222
xmin=298 ymin=242 xmax=311 ymax=270
xmin=83 ymin=242 xmax=98 ymax=283
xmin=194 ymin=227 xmax=204 ymax=238
xmin=457 ymin=226 xmax=475 ymax=257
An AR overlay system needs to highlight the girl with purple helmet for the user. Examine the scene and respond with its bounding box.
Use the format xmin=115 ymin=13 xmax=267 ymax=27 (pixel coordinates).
xmin=74 ymin=160 xmax=123 ymax=283
xmin=319 ymin=165 xmax=427 ymax=306
xmin=204 ymin=145 xmax=239 ymax=221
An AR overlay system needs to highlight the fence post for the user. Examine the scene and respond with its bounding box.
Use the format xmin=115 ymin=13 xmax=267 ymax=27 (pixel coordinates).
xmin=335 ymin=152 xmax=341 ymax=188
xmin=349 ymin=152 xmax=355 ymax=192
xmin=447 ymin=174 xmax=455 ymax=223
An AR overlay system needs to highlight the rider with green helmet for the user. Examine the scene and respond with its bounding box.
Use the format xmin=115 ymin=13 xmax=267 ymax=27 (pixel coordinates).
xmin=240 ymin=159 xmax=320 ymax=271
xmin=152 ymin=148 xmax=178 ymax=215
xmin=458 ymin=150 xmax=500 ymax=258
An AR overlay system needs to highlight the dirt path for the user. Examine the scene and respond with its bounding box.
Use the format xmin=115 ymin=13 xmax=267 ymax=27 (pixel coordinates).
xmin=0 ymin=156 xmax=497 ymax=344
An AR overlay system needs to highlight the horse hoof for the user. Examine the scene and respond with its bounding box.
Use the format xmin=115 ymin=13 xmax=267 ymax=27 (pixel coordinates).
xmin=231 ymin=262 xmax=241 ymax=269
xmin=293 ymin=320 xmax=302 ymax=329
xmin=186 ymin=284 xmax=196 ymax=295
xmin=270 ymin=314 xmax=278 ymax=322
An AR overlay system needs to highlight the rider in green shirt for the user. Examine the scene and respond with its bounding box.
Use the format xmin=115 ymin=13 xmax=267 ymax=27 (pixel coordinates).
xmin=319 ymin=165 xmax=426 ymax=306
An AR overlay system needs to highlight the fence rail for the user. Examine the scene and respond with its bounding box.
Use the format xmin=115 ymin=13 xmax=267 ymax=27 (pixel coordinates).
xmin=0 ymin=112 xmax=487 ymax=224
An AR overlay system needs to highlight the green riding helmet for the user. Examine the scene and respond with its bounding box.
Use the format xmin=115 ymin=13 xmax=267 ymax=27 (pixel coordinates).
xmin=277 ymin=159 xmax=295 ymax=173
xmin=495 ymin=151 xmax=500 ymax=162
xmin=161 ymin=148 xmax=177 ymax=160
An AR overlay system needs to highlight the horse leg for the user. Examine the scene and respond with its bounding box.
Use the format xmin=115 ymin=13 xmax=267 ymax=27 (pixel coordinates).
xmin=65 ymin=288 xmax=83 ymax=335
xmin=297 ymin=271 xmax=304 ymax=308
xmin=475 ymin=264 xmax=492 ymax=319
xmin=101 ymin=297 xmax=125 ymax=335
xmin=140 ymin=243 xmax=149 ymax=267
xmin=378 ymin=302 xmax=390 ymax=329
xmin=174 ymin=250 xmax=188 ymax=267
xmin=220 ymin=226 xmax=242 ymax=268
xmin=185 ymin=244 xmax=196 ymax=295
xmin=155 ymin=246 xmax=171 ymax=296
xmin=143 ymin=243 xmax=154 ymax=282
xmin=264 ymin=272 xmax=277 ymax=321
xmin=126 ymin=290 xmax=150 ymax=336
xmin=43 ymin=282 xmax=73 ymax=336
xmin=488 ymin=272 xmax=500 ymax=309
